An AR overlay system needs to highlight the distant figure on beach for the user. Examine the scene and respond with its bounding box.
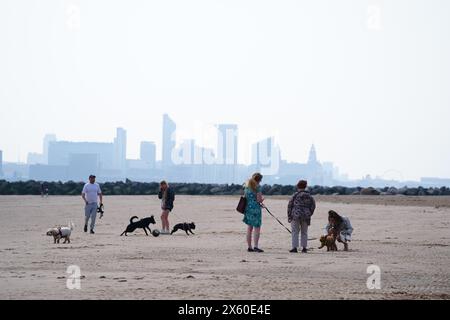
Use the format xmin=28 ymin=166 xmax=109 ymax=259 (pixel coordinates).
xmin=287 ymin=180 xmax=316 ymax=253
xmin=158 ymin=181 xmax=175 ymax=235
xmin=324 ymin=210 xmax=353 ymax=251
xmin=243 ymin=173 xmax=265 ymax=253
xmin=40 ymin=183 xmax=49 ymax=197
xmin=81 ymin=175 xmax=103 ymax=234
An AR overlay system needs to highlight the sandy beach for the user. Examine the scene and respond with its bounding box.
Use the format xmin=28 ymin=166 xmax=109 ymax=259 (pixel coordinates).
xmin=0 ymin=195 xmax=449 ymax=300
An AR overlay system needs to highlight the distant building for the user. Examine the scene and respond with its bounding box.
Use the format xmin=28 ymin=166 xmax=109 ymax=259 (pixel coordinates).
xmin=195 ymin=146 xmax=215 ymax=166
xmin=1 ymin=162 xmax=28 ymax=181
xmin=322 ymin=161 xmax=337 ymax=186
xmin=170 ymin=140 xmax=222 ymax=183
xmin=26 ymin=134 xmax=57 ymax=165
xmin=27 ymin=152 xmax=45 ymax=165
xmin=252 ymin=137 xmax=272 ymax=166
xmin=140 ymin=141 xmax=156 ymax=168
xmin=175 ymin=139 xmax=196 ymax=165
xmin=43 ymin=134 xmax=57 ymax=164
xmin=305 ymin=144 xmax=324 ymax=185
xmin=0 ymin=150 xmax=3 ymax=177
xmin=193 ymin=146 xmax=217 ymax=183
xmin=127 ymin=159 xmax=149 ymax=170
xmin=216 ymin=124 xmax=238 ymax=183
xmin=251 ymin=137 xmax=281 ymax=176
xmin=420 ymin=177 xmax=450 ymax=187
xmin=308 ymin=144 xmax=319 ymax=164
xmin=276 ymin=145 xmax=324 ymax=185
xmin=217 ymin=124 xmax=238 ymax=165
xmin=162 ymin=114 xmax=176 ymax=168
xmin=29 ymin=164 xmax=67 ymax=181
xmin=48 ymin=141 xmax=114 ymax=169
xmin=67 ymin=153 xmax=99 ymax=181
xmin=30 ymin=129 xmax=126 ymax=181
xmin=114 ymin=128 xmax=127 ymax=173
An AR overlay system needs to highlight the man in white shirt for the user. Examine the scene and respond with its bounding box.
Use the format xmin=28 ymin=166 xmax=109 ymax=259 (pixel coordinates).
xmin=81 ymin=175 xmax=103 ymax=234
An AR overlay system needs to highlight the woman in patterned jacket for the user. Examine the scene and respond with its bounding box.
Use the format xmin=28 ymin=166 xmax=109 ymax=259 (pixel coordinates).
xmin=287 ymin=180 xmax=316 ymax=253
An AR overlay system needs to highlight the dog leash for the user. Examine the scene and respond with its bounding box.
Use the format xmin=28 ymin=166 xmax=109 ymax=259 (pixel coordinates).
xmin=169 ymin=210 xmax=182 ymax=220
xmin=261 ymin=204 xmax=292 ymax=234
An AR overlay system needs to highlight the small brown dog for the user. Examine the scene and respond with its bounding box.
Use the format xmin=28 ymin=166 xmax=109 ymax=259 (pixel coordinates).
xmin=46 ymin=222 xmax=74 ymax=244
xmin=319 ymin=228 xmax=338 ymax=252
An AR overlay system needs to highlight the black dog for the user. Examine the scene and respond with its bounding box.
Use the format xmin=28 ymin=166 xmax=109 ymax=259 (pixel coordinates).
xmin=120 ymin=216 xmax=156 ymax=236
xmin=171 ymin=222 xmax=196 ymax=235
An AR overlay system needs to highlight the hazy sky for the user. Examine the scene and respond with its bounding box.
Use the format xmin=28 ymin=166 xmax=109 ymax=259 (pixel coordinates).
xmin=1 ymin=0 xmax=449 ymax=180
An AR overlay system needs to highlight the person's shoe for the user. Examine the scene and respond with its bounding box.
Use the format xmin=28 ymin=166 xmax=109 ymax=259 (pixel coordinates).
xmin=301 ymin=248 xmax=308 ymax=253
xmin=254 ymin=247 xmax=264 ymax=253
xmin=84 ymin=225 xmax=88 ymax=233
xmin=90 ymin=229 xmax=95 ymax=234
xmin=290 ymin=248 xmax=298 ymax=253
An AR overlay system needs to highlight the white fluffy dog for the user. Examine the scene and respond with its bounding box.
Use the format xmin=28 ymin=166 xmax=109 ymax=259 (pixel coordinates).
xmin=46 ymin=222 xmax=74 ymax=244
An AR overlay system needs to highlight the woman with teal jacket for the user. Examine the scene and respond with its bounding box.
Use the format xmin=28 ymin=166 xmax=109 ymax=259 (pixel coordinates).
xmin=243 ymin=173 xmax=265 ymax=253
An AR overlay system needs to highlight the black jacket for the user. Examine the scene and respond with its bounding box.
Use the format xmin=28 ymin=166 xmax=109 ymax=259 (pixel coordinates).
xmin=158 ymin=187 xmax=175 ymax=210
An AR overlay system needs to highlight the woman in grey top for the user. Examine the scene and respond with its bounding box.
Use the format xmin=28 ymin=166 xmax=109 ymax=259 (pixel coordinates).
xmin=324 ymin=210 xmax=353 ymax=251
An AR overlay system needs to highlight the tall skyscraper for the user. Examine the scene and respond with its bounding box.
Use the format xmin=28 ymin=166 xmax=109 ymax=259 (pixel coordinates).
xmin=162 ymin=114 xmax=176 ymax=167
xmin=140 ymin=141 xmax=156 ymax=168
xmin=43 ymin=134 xmax=57 ymax=164
xmin=252 ymin=137 xmax=281 ymax=176
xmin=252 ymin=137 xmax=273 ymax=166
xmin=217 ymin=124 xmax=238 ymax=165
xmin=114 ymin=128 xmax=127 ymax=172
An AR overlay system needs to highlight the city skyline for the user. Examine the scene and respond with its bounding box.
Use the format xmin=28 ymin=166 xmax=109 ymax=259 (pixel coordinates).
xmin=0 ymin=110 xmax=449 ymax=184
xmin=0 ymin=114 xmax=341 ymax=185
xmin=1 ymin=1 xmax=450 ymax=181
xmin=1 ymin=113 xmax=449 ymax=188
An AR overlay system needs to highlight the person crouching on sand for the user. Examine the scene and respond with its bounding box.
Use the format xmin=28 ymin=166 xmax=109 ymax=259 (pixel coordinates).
xmin=324 ymin=210 xmax=353 ymax=251
xmin=158 ymin=181 xmax=175 ymax=235
xmin=287 ymin=180 xmax=316 ymax=253
xmin=243 ymin=173 xmax=265 ymax=253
